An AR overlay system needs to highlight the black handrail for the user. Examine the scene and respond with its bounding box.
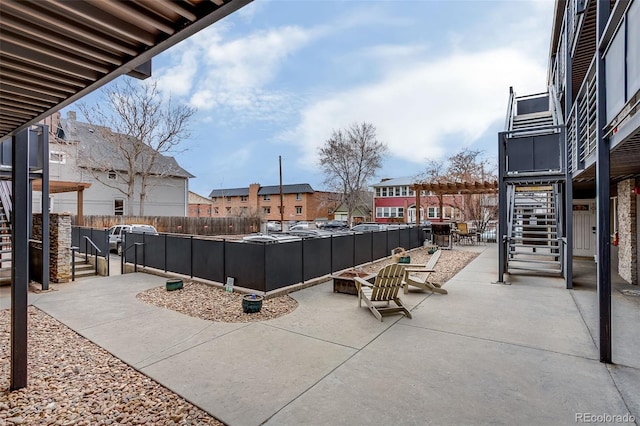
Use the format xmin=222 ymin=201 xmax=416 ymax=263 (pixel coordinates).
xmin=71 ymin=246 xmax=78 ymax=281
xmin=82 ymin=236 xmax=101 ymax=276
xmin=120 ymin=241 xmax=145 ymax=274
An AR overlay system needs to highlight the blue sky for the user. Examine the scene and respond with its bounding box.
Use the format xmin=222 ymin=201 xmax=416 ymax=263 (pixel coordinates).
xmin=66 ymin=0 xmax=555 ymax=197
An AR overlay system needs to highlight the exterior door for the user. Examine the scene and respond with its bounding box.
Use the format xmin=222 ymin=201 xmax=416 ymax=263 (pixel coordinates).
xmin=573 ymin=201 xmax=596 ymax=257
xmin=408 ymin=206 xmax=424 ymax=224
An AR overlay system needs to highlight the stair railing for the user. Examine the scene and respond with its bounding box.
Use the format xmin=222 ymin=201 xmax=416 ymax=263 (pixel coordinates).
xmin=0 ymin=180 xmax=12 ymax=224
xmin=82 ymin=236 xmax=102 ymax=276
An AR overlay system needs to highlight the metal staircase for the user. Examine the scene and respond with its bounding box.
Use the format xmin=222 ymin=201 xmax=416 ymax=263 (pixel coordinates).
xmin=506 ymin=185 xmax=562 ymax=274
xmin=0 ymin=181 xmax=12 ymax=279
xmin=498 ymin=88 xmax=567 ymax=283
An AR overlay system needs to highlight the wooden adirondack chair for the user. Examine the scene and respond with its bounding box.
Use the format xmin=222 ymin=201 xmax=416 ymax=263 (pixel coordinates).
xmin=353 ymin=263 xmax=412 ymax=321
xmin=455 ymin=222 xmax=477 ymax=245
xmin=401 ymin=249 xmax=447 ymax=294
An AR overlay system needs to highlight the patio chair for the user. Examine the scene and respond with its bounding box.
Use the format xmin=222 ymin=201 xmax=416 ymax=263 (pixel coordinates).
xmin=354 ymin=264 xmax=412 ymax=321
xmin=456 ymin=222 xmax=476 ymax=245
xmin=401 ymin=249 xmax=447 ymax=294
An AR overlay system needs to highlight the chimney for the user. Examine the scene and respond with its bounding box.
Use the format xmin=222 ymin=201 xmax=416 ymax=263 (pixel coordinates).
xmin=67 ymin=111 xmax=77 ymax=121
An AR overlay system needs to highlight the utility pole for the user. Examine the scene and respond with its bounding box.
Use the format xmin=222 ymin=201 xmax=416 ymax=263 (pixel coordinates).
xmin=279 ymin=156 xmax=284 ymax=228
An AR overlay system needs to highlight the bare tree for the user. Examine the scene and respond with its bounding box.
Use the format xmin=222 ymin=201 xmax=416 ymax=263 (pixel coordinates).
xmin=318 ymin=122 xmax=387 ymax=225
xmin=416 ymin=148 xmax=497 ymax=231
xmin=78 ymin=79 xmax=195 ymax=215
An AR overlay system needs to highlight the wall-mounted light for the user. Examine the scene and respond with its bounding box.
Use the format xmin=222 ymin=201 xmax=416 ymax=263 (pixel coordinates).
xmin=633 ymin=186 xmax=640 ymax=195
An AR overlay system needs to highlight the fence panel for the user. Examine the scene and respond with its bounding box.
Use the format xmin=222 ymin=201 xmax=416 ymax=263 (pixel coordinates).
xmin=354 ymin=232 xmax=373 ymax=266
xmin=265 ymin=241 xmax=303 ymax=292
xmin=225 ymin=242 xmax=266 ymax=292
xmin=303 ymin=237 xmax=332 ymax=281
xmin=372 ymin=232 xmax=388 ymax=260
xmin=143 ymin=234 xmax=165 ymax=270
xmin=123 ymin=232 xmax=144 ymax=263
xmin=72 ymin=227 xmax=109 ymax=256
xmin=399 ymin=228 xmax=411 ymax=250
xmin=332 ymin=233 xmax=355 ymax=272
xmin=166 ymin=235 xmax=192 ymax=276
xmin=71 ymin=226 xmax=80 ymax=249
xmin=387 ymin=229 xmax=400 ymax=252
xmin=192 ymin=239 xmax=225 ymax=283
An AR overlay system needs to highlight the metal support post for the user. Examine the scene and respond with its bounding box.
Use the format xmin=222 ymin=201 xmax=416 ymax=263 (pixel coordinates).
xmin=11 ymin=129 xmax=29 ymax=390
xmin=596 ymin=0 xmax=611 ymax=363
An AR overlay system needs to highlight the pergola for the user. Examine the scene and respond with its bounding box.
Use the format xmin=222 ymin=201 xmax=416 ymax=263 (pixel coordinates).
xmin=32 ymin=180 xmax=92 ymax=225
xmin=409 ymin=180 xmax=499 ymax=223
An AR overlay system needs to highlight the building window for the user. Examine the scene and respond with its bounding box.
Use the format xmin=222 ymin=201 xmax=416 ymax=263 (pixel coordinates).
xmin=376 ymin=207 xmax=404 ymax=218
xmin=263 ymin=207 xmax=271 ymax=214
xmin=212 ymin=197 xmax=218 ymax=203
xmin=50 ymin=151 xmax=65 ymax=163
xmin=296 ymin=193 xmax=302 ymax=200
xmin=226 ymin=196 xmax=232 ymax=202
xmin=214 ymin=207 xmax=219 ymax=214
xmin=226 ymin=207 xmax=231 ymax=214
xmin=295 ymin=206 xmax=302 ymax=215
xmin=240 ymin=195 xmax=248 ymax=202
xmin=427 ymin=207 xmax=439 ymax=219
xmin=401 ymin=187 xmax=408 ymax=196
xmin=381 ymin=187 xmax=388 ymax=197
xmin=114 ymin=199 xmax=124 ymax=216
xmin=108 ymin=171 xmax=117 ymax=180
xmin=263 ymin=194 xmax=271 ymax=201
xmin=375 ymin=188 xmax=381 ymax=197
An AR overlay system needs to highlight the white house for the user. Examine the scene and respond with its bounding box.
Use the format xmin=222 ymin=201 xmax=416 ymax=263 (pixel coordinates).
xmin=35 ymin=111 xmax=193 ymax=217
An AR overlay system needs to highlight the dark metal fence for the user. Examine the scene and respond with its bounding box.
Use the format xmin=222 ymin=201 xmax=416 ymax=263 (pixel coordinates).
xmin=123 ymin=227 xmax=425 ymax=293
xmin=72 ymin=226 xmax=109 ymax=255
xmin=71 ymin=226 xmax=110 ymax=278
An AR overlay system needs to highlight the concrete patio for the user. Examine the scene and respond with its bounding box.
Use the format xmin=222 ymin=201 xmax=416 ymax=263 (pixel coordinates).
xmin=2 ymin=244 xmax=638 ymax=425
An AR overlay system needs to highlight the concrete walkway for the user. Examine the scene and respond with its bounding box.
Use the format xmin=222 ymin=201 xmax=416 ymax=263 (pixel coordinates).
xmin=2 ymin=244 xmax=638 ymax=425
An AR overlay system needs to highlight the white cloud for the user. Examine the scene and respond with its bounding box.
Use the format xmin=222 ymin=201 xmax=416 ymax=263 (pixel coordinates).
xmin=288 ymin=47 xmax=547 ymax=167
xmin=156 ymin=23 xmax=317 ymax=119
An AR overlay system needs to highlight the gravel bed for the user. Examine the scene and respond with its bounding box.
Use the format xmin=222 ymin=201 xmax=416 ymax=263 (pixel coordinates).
xmin=136 ymin=247 xmax=477 ymax=324
xmin=358 ymin=247 xmax=479 ymax=285
xmin=0 ymin=306 xmax=223 ymax=426
xmin=137 ymin=283 xmax=298 ymax=323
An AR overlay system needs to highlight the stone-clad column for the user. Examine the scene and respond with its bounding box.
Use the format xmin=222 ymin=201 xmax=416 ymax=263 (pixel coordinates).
xmin=32 ymin=213 xmax=71 ymax=283
xmin=617 ymin=179 xmax=637 ymax=285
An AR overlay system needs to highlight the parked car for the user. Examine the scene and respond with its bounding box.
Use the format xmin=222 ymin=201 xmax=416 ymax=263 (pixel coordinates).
xmin=350 ymin=223 xmax=386 ymax=232
xmin=266 ymin=221 xmax=282 ymax=232
xmin=285 ymin=229 xmax=334 ymax=238
xmin=108 ymin=224 xmax=159 ymax=255
xmin=321 ymin=220 xmax=348 ymax=230
xmin=289 ymin=222 xmax=311 ymax=230
xmin=242 ymin=233 xmax=301 ymax=243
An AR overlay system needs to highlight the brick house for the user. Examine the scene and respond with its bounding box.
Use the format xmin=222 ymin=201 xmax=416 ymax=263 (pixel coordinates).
xmin=188 ymin=191 xmax=213 ymax=217
xmin=372 ymin=177 xmax=462 ymax=224
xmin=208 ymin=183 xmax=339 ymax=222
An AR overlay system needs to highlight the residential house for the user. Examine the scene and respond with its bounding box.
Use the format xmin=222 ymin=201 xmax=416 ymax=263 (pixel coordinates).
xmin=35 ymin=111 xmax=193 ymax=217
xmin=499 ymin=0 xmax=639 ymax=290
xmin=208 ymin=183 xmax=339 ymax=222
xmin=372 ymin=177 xmax=462 ymax=224
xmin=332 ymin=203 xmax=371 ymax=224
xmin=188 ymin=191 xmax=213 ymax=217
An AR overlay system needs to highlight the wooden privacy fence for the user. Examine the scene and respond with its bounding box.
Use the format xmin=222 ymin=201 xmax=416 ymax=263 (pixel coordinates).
xmin=72 ymin=215 xmax=261 ymax=236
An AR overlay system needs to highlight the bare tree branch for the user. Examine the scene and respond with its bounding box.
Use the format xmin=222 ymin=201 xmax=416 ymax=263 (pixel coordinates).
xmin=78 ymin=79 xmax=195 ymax=215
xmin=318 ymin=122 xmax=387 ymax=225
